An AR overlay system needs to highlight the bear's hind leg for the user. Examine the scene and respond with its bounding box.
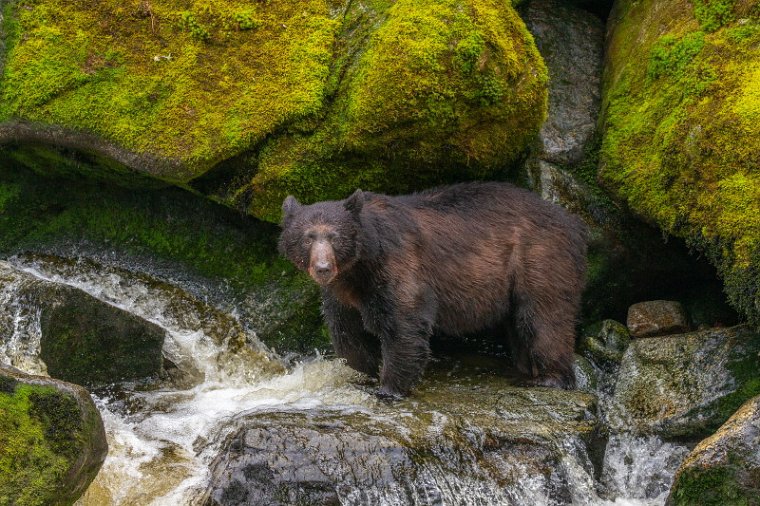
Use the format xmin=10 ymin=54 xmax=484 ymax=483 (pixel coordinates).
xmin=512 ymin=295 xmax=576 ymax=389
xmin=323 ymin=294 xmax=381 ymax=377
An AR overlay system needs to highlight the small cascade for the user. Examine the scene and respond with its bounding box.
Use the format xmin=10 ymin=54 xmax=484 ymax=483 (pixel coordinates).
xmin=0 ymin=254 xmax=692 ymax=505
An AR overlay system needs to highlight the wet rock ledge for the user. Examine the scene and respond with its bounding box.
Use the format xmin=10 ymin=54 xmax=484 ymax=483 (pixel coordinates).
xmin=204 ymin=367 xmax=598 ymax=506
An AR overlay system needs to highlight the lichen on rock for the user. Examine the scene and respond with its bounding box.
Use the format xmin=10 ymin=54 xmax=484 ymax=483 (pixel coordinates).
xmin=600 ymin=0 xmax=760 ymax=326
xmin=607 ymin=325 xmax=760 ymax=439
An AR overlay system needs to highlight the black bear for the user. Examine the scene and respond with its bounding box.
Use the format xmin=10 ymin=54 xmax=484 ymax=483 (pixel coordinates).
xmin=279 ymin=182 xmax=587 ymax=398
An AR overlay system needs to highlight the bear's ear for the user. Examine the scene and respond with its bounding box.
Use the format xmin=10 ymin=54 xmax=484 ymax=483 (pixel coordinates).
xmin=344 ymin=189 xmax=364 ymax=216
xmin=281 ymin=195 xmax=300 ymax=224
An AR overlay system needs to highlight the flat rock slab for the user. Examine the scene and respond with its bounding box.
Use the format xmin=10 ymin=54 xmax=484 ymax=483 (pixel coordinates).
xmin=205 ymin=369 xmax=598 ymax=505
xmin=627 ymin=300 xmax=689 ymax=338
xmin=608 ymin=325 xmax=760 ymax=438
xmin=668 ymin=395 xmax=760 ymax=505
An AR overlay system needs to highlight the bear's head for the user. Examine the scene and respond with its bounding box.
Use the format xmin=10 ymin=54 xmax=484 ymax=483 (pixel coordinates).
xmin=278 ymin=190 xmax=364 ymax=286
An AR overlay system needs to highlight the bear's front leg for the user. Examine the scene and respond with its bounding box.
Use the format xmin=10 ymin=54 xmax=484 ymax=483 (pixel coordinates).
xmin=376 ymin=316 xmax=432 ymax=399
xmin=322 ymin=292 xmax=381 ymax=377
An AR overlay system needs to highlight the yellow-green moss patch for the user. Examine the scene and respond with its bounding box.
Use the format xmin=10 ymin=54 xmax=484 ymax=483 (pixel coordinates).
xmin=600 ymin=0 xmax=760 ymax=325
xmin=0 ymin=0 xmax=340 ymax=180
xmin=1 ymin=0 xmax=547 ymax=220
xmin=239 ymin=0 xmax=548 ymax=221
xmin=0 ymin=384 xmax=79 ymax=505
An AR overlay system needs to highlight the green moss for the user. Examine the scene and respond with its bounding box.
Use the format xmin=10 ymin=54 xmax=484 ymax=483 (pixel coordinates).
xmin=692 ymin=0 xmax=736 ymax=32
xmin=600 ymin=0 xmax=760 ymax=326
xmin=0 ymin=0 xmax=340 ymax=179
xmin=671 ymin=466 xmax=749 ymax=506
xmin=235 ymin=0 xmax=547 ymax=218
xmin=647 ymin=32 xmax=705 ymax=81
xmin=1 ymin=0 xmax=546 ymax=222
xmin=0 ymin=160 xmax=325 ymax=353
xmin=0 ymin=383 xmax=77 ymax=506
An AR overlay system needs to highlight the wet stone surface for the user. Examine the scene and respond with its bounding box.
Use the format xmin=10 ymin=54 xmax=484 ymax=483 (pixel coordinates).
xmin=607 ymin=325 xmax=760 ymax=439
xmin=520 ymin=0 xmax=604 ymax=166
xmin=205 ymin=361 xmax=599 ymax=506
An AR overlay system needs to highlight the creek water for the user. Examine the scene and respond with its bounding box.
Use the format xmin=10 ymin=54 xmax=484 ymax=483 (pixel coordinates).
xmin=0 ymin=254 xmax=690 ymax=505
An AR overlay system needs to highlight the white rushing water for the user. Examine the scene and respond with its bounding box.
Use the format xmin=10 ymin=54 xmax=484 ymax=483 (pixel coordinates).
xmin=1 ymin=255 xmax=690 ymax=505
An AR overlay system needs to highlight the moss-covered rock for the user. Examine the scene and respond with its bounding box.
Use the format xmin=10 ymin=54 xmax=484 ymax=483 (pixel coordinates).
xmin=0 ymin=161 xmax=327 ymax=354
xmin=580 ymin=319 xmax=631 ymax=367
xmin=38 ymin=284 xmax=167 ymax=387
xmin=0 ymin=0 xmax=547 ymax=222
xmin=667 ymin=395 xmax=760 ymax=506
xmin=3 ymin=253 xmax=288 ymax=388
xmin=0 ymin=260 xmax=166 ymax=386
xmin=0 ymin=365 xmax=107 ymax=506
xmin=607 ymin=325 xmax=760 ymax=439
xmin=600 ymin=0 xmax=760 ymax=326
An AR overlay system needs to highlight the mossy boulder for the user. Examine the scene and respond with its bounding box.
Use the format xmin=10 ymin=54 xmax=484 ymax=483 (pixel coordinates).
xmin=37 ymin=285 xmax=166 ymax=386
xmin=607 ymin=325 xmax=760 ymax=439
xmin=0 ymin=260 xmax=166 ymax=386
xmin=667 ymin=395 xmax=760 ymax=506
xmin=600 ymin=0 xmax=760 ymax=326
xmin=0 ymin=162 xmax=327 ymax=354
xmin=0 ymin=365 xmax=107 ymax=506
xmin=580 ymin=319 xmax=631 ymax=367
xmin=0 ymin=0 xmax=547 ymax=222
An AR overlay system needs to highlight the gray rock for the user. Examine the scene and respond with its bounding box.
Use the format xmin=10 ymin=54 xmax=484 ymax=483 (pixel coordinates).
xmin=627 ymin=300 xmax=689 ymax=338
xmin=0 ymin=365 xmax=108 ymax=505
xmin=204 ymin=367 xmax=598 ymax=505
xmin=525 ymin=159 xmax=591 ymax=216
xmin=520 ymin=0 xmax=604 ymax=166
xmin=573 ymin=353 xmax=599 ymax=391
xmin=607 ymin=325 xmax=760 ymax=438
xmin=581 ymin=319 xmax=631 ymax=367
xmin=1 ymin=260 xmax=166 ymax=386
xmin=667 ymin=395 xmax=760 ymax=505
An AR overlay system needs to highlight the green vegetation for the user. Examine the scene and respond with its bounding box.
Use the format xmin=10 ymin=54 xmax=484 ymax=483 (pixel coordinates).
xmin=692 ymin=0 xmax=736 ymax=32
xmin=0 ymin=160 xmax=326 ymax=353
xmin=0 ymin=383 xmax=82 ymax=505
xmin=238 ymin=0 xmax=547 ymax=221
xmin=0 ymin=0 xmax=339 ymax=183
xmin=600 ymin=0 xmax=760 ymax=326
xmin=671 ymin=467 xmax=748 ymax=505
xmin=0 ymin=0 xmax=547 ymax=221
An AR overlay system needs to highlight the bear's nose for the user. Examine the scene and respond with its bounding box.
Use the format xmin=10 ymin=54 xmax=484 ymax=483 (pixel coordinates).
xmin=315 ymin=261 xmax=332 ymax=275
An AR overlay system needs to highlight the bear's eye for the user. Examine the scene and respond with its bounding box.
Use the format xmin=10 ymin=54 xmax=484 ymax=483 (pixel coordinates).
xmin=327 ymin=232 xmax=338 ymax=241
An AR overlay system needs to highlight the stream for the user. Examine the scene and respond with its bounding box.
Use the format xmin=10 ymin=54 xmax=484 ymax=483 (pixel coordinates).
xmin=0 ymin=254 xmax=691 ymax=505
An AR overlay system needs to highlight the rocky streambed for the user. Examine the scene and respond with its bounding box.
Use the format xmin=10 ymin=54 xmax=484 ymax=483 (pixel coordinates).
xmin=2 ymin=254 xmax=758 ymax=505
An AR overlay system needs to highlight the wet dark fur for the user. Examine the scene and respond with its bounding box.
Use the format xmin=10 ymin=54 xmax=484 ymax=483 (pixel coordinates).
xmin=278 ymin=182 xmax=588 ymax=397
